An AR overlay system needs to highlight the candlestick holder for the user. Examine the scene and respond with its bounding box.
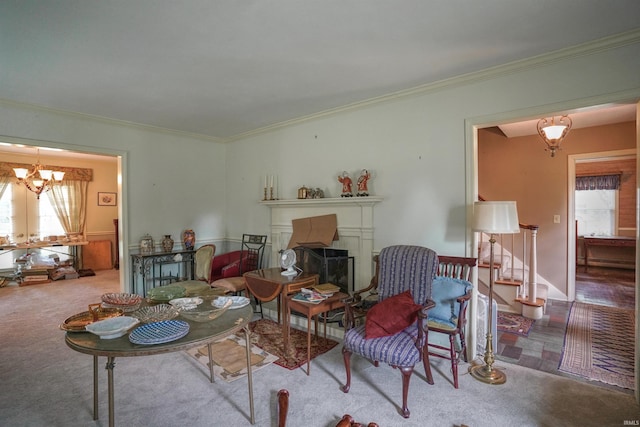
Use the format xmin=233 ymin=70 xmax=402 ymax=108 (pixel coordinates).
xmin=269 ymin=187 xmax=275 ymax=200
xmin=263 ymin=187 xmax=268 ymax=201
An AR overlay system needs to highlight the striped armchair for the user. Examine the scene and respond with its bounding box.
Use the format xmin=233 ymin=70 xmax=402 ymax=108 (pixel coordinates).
xmin=341 ymin=245 xmax=438 ymax=419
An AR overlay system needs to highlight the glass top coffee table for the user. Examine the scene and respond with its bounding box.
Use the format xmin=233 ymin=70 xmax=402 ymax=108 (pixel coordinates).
xmin=65 ymin=304 xmax=255 ymax=426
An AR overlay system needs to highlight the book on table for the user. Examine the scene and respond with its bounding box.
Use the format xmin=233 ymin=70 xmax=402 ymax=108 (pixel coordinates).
xmin=292 ymin=291 xmax=326 ymax=304
xmin=313 ymin=283 xmax=341 ymax=296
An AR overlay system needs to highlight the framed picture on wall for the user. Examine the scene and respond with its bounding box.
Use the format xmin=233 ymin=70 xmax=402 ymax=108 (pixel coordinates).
xmin=98 ymin=192 xmax=117 ymax=206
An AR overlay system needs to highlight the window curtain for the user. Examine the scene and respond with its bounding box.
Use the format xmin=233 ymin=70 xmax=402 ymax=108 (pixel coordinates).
xmin=575 ymin=174 xmax=620 ymax=191
xmin=47 ymin=180 xmax=88 ymax=236
xmin=0 ymin=176 xmax=10 ymax=200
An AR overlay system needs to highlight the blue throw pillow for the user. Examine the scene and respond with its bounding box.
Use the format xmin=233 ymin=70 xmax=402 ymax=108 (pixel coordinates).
xmin=428 ymin=276 xmax=472 ymax=324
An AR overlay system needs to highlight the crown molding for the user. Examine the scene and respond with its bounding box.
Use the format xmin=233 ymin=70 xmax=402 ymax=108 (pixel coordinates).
xmin=228 ymin=29 xmax=640 ymax=142
xmin=0 ymin=98 xmax=226 ymax=144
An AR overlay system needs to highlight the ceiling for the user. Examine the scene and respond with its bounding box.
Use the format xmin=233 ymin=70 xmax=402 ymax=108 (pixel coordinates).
xmin=1 ymin=1 xmax=639 ymax=143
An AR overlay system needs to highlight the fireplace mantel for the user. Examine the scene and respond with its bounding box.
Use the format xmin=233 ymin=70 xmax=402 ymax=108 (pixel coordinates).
xmin=261 ymin=196 xmax=382 ymax=291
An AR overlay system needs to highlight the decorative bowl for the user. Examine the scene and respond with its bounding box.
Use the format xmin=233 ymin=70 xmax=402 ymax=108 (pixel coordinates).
xmin=85 ymin=316 xmax=140 ymax=339
xmin=102 ymin=293 xmax=142 ymax=306
xmin=169 ymin=297 xmax=203 ymax=311
xmin=213 ymin=296 xmax=251 ymax=310
xmin=101 ymin=293 xmax=143 ymax=312
xmin=147 ymin=285 xmax=186 ymax=303
xmin=177 ymin=298 xmax=233 ymax=323
xmin=131 ymin=304 xmax=179 ymax=323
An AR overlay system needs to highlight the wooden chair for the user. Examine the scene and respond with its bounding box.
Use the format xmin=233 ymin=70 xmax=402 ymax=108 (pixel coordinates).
xmin=341 ymin=245 xmax=438 ymax=418
xmin=427 ymin=256 xmax=476 ymax=389
xmin=277 ymin=389 xmax=378 ymax=427
xmin=193 ymin=244 xmax=217 ymax=283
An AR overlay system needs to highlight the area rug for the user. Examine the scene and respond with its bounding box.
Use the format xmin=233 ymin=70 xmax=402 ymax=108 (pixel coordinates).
xmin=497 ymin=311 xmax=535 ymax=337
xmin=244 ymin=318 xmax=340 ymax=370
xmin=559 ymin=302 xmax=635 ymax=390
xmin=185 ymin=334 xmax=278 ymax=382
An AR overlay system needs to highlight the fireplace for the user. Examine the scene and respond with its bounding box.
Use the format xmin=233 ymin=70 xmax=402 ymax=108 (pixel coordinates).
xmin=292 ymin=247 xmax=354 ymax=294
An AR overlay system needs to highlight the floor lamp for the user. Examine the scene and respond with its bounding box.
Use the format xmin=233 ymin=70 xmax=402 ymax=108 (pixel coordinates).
xmin=470 ymin=200 xmax=520 ymax=385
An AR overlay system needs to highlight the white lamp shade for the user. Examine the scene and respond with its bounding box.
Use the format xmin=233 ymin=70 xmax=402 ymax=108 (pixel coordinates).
xmin=541 ymin=124 xmax=567 ymax=140
xmin=13 ymin=168 xmax=29 ymax=179
xmin=39 ymin=169 xmax=53 ymax=180
xmin=473 ymin=201 xmax=520 ymax=234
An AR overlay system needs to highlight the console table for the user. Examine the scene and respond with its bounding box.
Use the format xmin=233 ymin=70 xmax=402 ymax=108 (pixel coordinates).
xmin=65 ymin=305 xmax=255 ymax=426
xmin=582 ymin=236 xmax=636 ymax=271
xmin=130 ymin=249 xmax=196 ymax=296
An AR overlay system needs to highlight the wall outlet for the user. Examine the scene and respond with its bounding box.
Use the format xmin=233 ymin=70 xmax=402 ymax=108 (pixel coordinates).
xmin=553 ymin=215 xmax=561 ymax=224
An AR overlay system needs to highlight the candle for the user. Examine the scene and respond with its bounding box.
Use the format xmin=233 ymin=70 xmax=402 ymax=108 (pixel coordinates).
xmin=264 ymin=175 xmax=267 ymax=188
xmin=270 ymin=175 xmax=273 ymax=188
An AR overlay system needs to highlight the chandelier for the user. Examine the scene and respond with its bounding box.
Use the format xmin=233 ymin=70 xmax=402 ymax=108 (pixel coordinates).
xmin=536 ymin=115 xmax=572 ymax=157
xmin=13 ymin=152 xmax=65 ymax=199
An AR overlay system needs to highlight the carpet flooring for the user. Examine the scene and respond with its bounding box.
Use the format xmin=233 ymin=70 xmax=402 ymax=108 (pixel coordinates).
xmin=559 ymin=302 xmax=635 ymax=390
xmin=245 ymin=318 xmax=339 ymax=370
xmin=497 ymin=311 xmax=536 ymax=337
xmin=186 ymin=334 xmax=279 ymax=382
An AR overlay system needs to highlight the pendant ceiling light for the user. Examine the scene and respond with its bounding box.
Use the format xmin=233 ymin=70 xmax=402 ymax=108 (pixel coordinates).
xmin=536 ymin=115 xmax=572 ymax=157
xmin=13 ymin=149 xmax=65 ymax=199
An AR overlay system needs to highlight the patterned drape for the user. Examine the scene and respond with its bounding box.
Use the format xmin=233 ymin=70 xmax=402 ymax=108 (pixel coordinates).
xmin=575 ymin=174 xmax=620 ymax=191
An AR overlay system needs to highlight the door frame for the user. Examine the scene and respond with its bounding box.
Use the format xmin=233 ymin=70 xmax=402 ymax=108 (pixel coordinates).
xmin=567 ymin=148 xmax=637 ymax=302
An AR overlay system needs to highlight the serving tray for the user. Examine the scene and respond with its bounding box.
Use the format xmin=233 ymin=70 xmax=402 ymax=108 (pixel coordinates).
xmin=129 ymin=320 xmax=190 ymax=345
xmin=60 ymin=304 xmax=124 ymax=332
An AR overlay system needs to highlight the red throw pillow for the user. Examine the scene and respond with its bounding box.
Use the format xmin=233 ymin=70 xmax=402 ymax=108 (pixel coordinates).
xmin=365 ymin=290 xmax=422 ymax=339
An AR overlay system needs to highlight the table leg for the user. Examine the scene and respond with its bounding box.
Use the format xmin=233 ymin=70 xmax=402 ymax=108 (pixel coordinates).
xmin=105 ymin=356 xmax=116 ymax=427
xmin=244 ymin=326 xmax=255 ymax=424
xmin=207 ymin=342 xmax=215 ymax=383
xmin=93 ymin=356 xmax=99 ymax=420
xmin=306 ymin=313 xmax=312 ymax=375
xmin=281 ymin=293 xmax=289 ymax=354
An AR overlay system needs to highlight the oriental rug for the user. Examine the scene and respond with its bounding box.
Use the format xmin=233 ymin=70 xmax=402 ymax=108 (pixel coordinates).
xmin=244 ymin=318 xmax=340 ymax=370
xmin=559 ymin=302 xmax=635 ymax=390
xmin=497 ymin=311 xmax=535 ymax=337
xmin=186 ymin=334 xmax=278 ymax=383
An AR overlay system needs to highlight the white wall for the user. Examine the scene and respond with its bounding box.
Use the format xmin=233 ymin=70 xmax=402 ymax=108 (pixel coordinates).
xmin=0 ymin=101 xmax=228 ymax=286
xmin=225 ymin=37 xmax=640 ymax=268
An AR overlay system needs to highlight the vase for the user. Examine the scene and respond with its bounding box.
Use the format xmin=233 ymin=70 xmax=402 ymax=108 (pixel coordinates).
xmin=183 ymin=229 xmax=195 ymax=250
xmin=140 ymin=234 xmax=154 ymax=253
xmin=161 ymin=235 xmax=174 ymax=252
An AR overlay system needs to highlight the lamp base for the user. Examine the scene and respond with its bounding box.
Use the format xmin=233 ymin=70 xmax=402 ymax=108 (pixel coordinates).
xmin=469 ymin=364 xmax=507 ymax=385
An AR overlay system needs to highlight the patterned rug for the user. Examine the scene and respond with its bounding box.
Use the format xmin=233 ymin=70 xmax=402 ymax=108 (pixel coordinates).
xmin=244 ymin=318 xmax=340 ymax=370
xmin=559 ymin=302 xmax=635 ymax=390
xmin=186 ymin=334 xmax=278 ymax=382
xmin=497 ymin=311 xmax=535 ymax=337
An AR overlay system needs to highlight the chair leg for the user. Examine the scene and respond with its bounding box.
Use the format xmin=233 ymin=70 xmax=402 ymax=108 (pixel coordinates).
xmin=341 ymin=347 xmax=352 ymax=393
xmin=399 ymin=366 xmax=413 ymax=418
xmin=449 ymin=335 xmax=459 ymax=389
xmin=421 ymin=345 xmax=434 ymax=385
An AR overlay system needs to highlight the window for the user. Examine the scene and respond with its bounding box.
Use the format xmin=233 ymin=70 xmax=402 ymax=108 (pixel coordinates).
xmin=0 ymin=184 xmax=12 ymax=239
xmin=0 ymin=182 xmax=66 ymax=242
xmin=575 ymin=189 xmax=617 ymax=236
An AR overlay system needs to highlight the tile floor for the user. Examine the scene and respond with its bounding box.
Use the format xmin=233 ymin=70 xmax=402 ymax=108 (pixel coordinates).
xmin=494 ymin=266 xmax=636 ymax=393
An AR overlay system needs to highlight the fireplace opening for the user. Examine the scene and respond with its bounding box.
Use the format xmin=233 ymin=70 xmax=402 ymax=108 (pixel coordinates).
xmin=292 ymin=247 xmax=354 ymax=324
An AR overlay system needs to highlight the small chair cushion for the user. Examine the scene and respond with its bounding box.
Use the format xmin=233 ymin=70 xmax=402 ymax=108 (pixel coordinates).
xmin=428 ymin=276 xmax=472 ymax=327
xmin=345 ymin=322 xmax=422 ymax=367
xmin=365 ymin=290 xmax=422 ymax=339
xmin=211 ymin=277 xmax=246 ymax=293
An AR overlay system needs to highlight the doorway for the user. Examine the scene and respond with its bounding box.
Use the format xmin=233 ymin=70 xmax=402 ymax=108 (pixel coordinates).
xmin=567 ymin=149 xmax=637 ymax=304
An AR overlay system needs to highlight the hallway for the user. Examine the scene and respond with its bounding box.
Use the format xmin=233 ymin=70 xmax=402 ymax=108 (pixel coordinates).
xmin=495 ymin=266 xmax=636 ymax=393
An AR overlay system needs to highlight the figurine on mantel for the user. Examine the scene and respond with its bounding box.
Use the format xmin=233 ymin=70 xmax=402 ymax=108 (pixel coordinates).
xmin=338 ymin=171 xmax=353 ymax=197
xmin=357 ymin=169 xmax=371 ymax=196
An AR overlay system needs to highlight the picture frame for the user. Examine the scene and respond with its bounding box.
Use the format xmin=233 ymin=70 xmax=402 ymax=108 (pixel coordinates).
xmin=98 ymin=192 xmax=117 ymax=206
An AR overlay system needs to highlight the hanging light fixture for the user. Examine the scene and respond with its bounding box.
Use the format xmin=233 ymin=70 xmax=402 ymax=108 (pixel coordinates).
xmin=536 ymin=115 xmax=572 ymax=157
xmin=13 ymin=150 xmax=65 ymax=199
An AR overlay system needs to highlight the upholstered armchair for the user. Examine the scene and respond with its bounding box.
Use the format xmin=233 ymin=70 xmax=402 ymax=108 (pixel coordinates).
xmin=341 ymin=245 xmax=438 ymax=419
xmin=211 ymin=234 xmax=267 ymax=295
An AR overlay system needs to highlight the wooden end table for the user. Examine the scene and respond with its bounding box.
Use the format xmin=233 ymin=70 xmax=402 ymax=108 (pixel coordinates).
xmin=287 ymin=291 xmax=348 ymax=375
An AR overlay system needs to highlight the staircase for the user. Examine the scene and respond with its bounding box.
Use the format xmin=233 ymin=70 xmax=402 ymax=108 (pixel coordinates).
xmin=477 ymin=223 xmax=547 ymax=320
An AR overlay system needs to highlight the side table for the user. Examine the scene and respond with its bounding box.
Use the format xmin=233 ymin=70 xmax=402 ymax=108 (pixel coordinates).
xmin=287 ymin=291 xmax=349 ymax=375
